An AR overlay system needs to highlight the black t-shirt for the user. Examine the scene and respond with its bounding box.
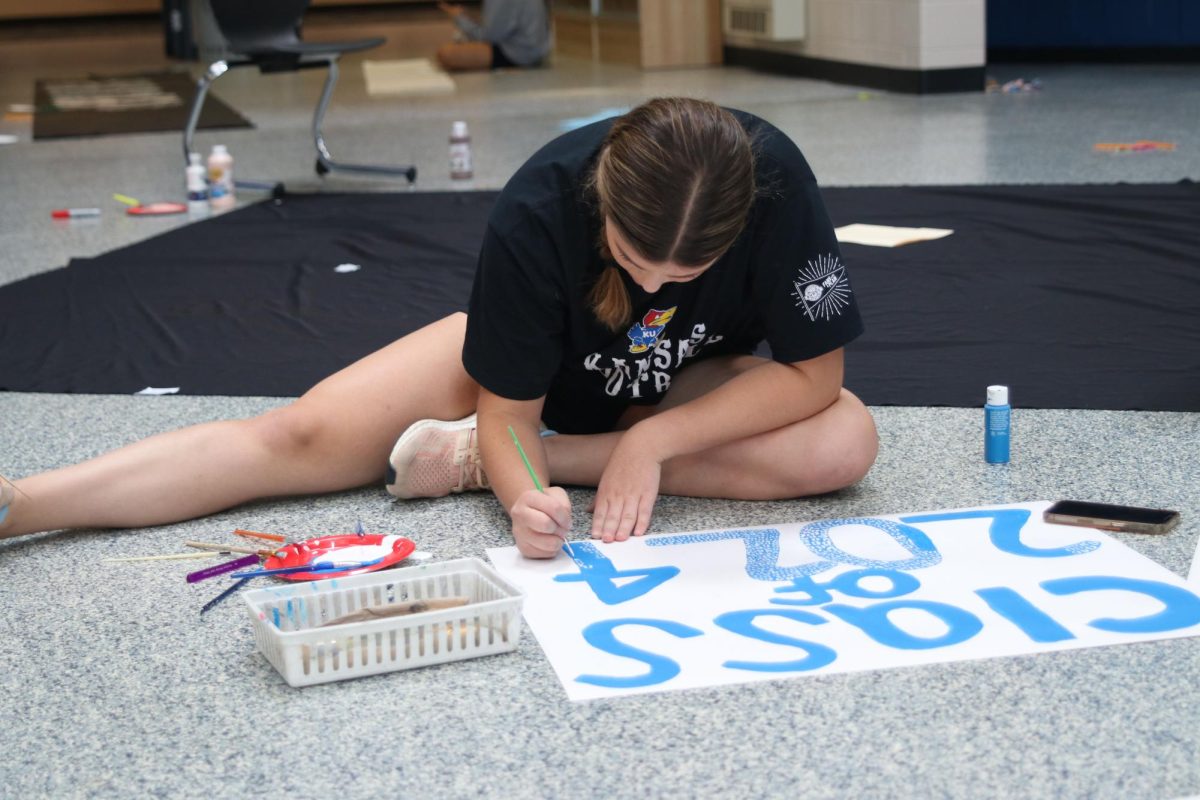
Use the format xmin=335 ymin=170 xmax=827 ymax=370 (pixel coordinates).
xmin=463 ymin=110 xmax=864 ymax=435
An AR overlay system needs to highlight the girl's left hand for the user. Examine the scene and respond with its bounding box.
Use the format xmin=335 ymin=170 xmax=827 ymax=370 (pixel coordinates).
xmin=590 ymin=438 xmax=662 ymax=542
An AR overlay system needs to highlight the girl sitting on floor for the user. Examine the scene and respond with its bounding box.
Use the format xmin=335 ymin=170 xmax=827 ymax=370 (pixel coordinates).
xmin=0 ymin=97 xmax=878 ymax=558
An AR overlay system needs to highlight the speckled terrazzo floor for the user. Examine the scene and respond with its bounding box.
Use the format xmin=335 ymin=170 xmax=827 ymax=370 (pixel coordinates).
xmin=2 ymin=8 xmax=1199 ymax=800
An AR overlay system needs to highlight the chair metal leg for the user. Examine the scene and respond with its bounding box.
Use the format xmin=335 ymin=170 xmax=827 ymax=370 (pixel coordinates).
xmin=312 ymin=58 xmax=417 ymax=183
xmin=183 ymin=60 xmax=229 ymax=166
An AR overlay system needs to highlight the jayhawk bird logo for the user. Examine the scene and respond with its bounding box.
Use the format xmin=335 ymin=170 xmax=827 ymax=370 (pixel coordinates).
xmin=626 ymin=307 xmax=677 ymax=353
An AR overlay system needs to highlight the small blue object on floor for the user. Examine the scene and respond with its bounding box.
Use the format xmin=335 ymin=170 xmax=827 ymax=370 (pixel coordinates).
xmin=200 ymin=577 xmax=251 ymax=615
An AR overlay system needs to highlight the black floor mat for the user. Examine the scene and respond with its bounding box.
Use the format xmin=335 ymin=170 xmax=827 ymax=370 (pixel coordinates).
xmin=32 ymin=70 xmax=252 ymax=140
xmin=2 ymin=183 xmax=1197 ymax=410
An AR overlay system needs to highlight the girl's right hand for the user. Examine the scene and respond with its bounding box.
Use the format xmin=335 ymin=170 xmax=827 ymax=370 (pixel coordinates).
xmin=510 ymin=486 xmax=572 ymax=559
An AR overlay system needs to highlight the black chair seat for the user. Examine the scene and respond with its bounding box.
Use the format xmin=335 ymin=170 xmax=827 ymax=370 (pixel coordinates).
xmin=229 ymin=36 xmax=386 ymax=60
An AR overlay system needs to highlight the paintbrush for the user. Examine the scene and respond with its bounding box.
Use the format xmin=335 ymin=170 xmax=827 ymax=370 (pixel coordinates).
xmin=185 ymin=540 xmax=276 ymax=557
xmin=200 ymin=577 xmax=250 ymax=615
xmin=318 ymin=596 xmax=471 ymax=627
xmin=507 ymin=424 xmax=576 ymax=558
xmin=104 ymin=551 xmax=230 ymax=563
xmin=230 ymin=556 xmax=385 ymax=579
xmin=233 ymin=528 xmax=287 ymax=543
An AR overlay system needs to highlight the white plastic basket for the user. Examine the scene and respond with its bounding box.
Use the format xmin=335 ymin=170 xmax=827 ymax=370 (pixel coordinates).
xmin=242 ymin=557 xmax=525 ymax=687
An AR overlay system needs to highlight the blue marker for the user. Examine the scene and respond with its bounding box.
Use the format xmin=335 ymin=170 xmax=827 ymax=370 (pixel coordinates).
xmin=230 ymin=557 xmax=385 ymax=579
xmin=985 ymin=385 xmax=1011 ymax=464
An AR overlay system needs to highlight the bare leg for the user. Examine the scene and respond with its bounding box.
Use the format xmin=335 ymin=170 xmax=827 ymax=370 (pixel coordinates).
xmin=436 ymin=42 xmax=494 ymax=72
xmin=1 ymin=314 xmax=476 ymax=538
xmin=545 ymin=356 xmax=878 ymax=499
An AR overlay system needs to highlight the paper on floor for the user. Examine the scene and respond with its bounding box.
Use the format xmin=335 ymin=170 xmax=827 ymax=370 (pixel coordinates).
xmin=1189 ymin=538 xmax=1200 ymax=585
xmin=489 ymin=501 xmax=1200 ymax=701
xmin=835 ymin=223 xmax=954 ymax=247
xmin=362 ymin=59 xmax=456 ymax=96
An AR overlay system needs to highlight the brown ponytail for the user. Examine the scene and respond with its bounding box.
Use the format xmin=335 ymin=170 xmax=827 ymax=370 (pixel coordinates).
xmin=586 ymin=97 xmax=756 ymax=331
xmin=588 ymin=259 xmax=631 ymax=332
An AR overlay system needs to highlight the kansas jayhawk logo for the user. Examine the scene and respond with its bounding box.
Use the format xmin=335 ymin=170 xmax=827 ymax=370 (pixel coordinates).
xmin=626 ymin=307 xmax=677 ymax=353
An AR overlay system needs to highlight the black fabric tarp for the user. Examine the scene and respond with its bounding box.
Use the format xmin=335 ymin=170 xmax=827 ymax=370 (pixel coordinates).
xmin=2 ymin=183 xmax=1197 ymax=410
xmin=33 ymin=71 xmax=252 ymax=140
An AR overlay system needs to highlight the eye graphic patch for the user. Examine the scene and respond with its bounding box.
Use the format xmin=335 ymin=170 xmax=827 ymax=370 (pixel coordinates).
xmin=792 ymin=254 xmax=851 ymax=321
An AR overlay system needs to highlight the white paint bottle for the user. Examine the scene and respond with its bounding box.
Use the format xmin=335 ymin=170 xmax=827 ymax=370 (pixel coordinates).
xmin=185 ymin=152 xmax=209 ymax=215
xmin=449 ymin=120 xmax=473 ymax=181
xmin=207 ymin=144 xmax=236 ymax=211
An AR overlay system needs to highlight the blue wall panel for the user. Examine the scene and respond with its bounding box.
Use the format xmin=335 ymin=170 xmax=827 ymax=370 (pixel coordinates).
xmin=987 ymin=0 xmax=1200 ymax=47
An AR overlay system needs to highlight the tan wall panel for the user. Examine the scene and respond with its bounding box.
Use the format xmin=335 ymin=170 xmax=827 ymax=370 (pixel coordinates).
xmin=596 ymin=15 xmax=641 ymax=66
xmin=0 ymin=0 xmax=156 ymax=19
xmin=639 ymin=0 xmax=721 ymax=69
xmin=0 ymin=0 xmax=425 ymax=21
xmin=552 ymin=13 xmax=596 ymax=60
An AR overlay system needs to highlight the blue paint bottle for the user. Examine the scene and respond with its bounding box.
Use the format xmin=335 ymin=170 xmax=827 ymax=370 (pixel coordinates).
xmin=985 ymin=385 xmax=1011 ymax=464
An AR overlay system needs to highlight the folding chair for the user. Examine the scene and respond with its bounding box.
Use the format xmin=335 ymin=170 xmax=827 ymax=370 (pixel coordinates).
xmin=182 ymin=0 xmax=417 ymax=182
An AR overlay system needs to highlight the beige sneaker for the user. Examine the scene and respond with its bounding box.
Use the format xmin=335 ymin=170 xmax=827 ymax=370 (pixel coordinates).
xmin=385 ymin=414 xmax=490 ymax=499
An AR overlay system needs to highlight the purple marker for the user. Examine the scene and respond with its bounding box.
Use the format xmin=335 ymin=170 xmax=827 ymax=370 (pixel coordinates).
xmin=187 ymin=554 xmax=260 ymax=583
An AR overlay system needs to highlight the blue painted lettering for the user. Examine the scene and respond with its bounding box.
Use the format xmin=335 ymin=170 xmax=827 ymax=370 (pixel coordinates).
xmin=799 ymin=518 xmax=942 ymax=571
xmin=555 ymin=541 xmax=679 ymax=605
xmin=825 ymin=600 xmax=983 ymax=649
xmin=975 ymin=586 xmax=1075 ymax=642
xmin=713 ymin=609 xmax=837 ymax=672
xmin=1041 ymin=576 xmax=1200 ymax=633
xmin=647 ymin=528 xmax=835 ymax=581
xmin=772 ymin=568 xmax=921 ymax=606
xmin=576 ymin=618 xmax=703 ymax=688
xmin=901 ymin=508 xmax=1099 ymax=558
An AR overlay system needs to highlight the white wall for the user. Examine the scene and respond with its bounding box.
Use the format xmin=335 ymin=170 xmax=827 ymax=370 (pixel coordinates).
xmin=724 ymin=0 xmax=985 ymax=71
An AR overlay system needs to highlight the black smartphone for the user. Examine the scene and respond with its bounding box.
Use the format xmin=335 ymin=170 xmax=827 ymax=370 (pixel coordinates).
xmin=1044 ymin=500 xmax=1181 ymax=535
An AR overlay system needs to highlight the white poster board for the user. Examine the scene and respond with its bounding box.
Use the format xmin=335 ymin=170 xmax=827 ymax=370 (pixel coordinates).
xmin=487 ymin=501 xmax=1200 ymax=702
xmin=1190 ymin=535 xmax=1200 ymax=586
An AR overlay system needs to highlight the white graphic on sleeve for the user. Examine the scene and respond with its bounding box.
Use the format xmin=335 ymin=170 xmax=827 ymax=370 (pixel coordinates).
xmin=792 ymin=254 xmax=852 ymax=321
xmin=584 ymin=323 xmax=724 ymax=399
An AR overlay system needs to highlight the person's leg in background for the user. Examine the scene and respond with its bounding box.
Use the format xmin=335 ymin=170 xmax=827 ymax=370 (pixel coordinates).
xmin=436 ymin=42 xmax=495 ymax=71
